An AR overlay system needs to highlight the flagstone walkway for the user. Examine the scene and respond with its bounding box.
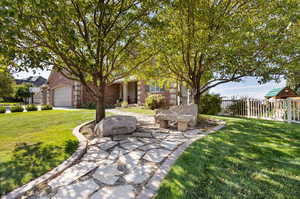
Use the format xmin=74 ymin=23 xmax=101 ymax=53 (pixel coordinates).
xmin=26 ymin=110 xmax=224 ymax=199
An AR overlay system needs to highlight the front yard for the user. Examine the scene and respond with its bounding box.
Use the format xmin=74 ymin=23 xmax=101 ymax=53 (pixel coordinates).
xmin=0 ymin=110 xmax=95 ymax=195
xmin=156 ymin=116 xmax=300 ymax=199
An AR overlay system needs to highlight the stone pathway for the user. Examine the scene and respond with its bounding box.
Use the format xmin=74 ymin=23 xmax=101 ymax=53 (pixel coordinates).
xmin=27 ymin=110 xmax=223 ymax=199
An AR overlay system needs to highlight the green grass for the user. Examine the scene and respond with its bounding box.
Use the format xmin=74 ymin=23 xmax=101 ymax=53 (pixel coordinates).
xmin=0 ymin=110 xmax=95 ymax=195
xmin=156 ymin=116 xmax=300 ymax=199
xmin=117 ymin=107 xmax=155 ymax=115
xmin=0 ymin=102 xmax=21 ymax=106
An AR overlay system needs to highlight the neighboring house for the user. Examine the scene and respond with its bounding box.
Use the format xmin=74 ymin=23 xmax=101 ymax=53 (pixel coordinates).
xmin=15 ymin=76 xmax=47 ymax=104
xmin=265 ymin=87 xmax=299 ymax=100
xmin=45 ymin=71 xmax=188 ymax=107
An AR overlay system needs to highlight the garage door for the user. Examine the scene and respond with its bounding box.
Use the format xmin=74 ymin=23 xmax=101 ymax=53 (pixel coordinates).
xmin=54 ymin=86 xmax=72 ymax=107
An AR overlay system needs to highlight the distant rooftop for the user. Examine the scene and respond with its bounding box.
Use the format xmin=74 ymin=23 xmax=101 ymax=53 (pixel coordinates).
xmin=265 ymin=87 xmax=285 ymax=97
xmin=15 ymin=76 xmax=47 ymax=87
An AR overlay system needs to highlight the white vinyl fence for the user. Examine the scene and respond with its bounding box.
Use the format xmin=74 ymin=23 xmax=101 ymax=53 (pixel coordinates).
xmin=221 ymin=99 xmax=300 ymax=124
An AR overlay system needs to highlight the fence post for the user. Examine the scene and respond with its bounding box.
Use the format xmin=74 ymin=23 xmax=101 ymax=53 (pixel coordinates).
xmin=247 ymin=99 xmax=250 ymax=118
xmin=287 ymin=99 xmax=292 ymax=123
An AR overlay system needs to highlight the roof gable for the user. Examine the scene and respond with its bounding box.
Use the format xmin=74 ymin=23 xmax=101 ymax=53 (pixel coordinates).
xmin=265 ymin=87 xmax=284 ymax=97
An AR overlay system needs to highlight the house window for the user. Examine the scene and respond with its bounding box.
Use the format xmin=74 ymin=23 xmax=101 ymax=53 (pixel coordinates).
xmin=149 ymin=83 xmax=164 ymax=93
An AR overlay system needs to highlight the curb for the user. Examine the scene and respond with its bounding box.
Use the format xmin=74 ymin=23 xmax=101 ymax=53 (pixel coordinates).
xmin=136 ymin=122 xmax=226 ymax=199
xmin=2 ymin=121 xmax=92 ymax=199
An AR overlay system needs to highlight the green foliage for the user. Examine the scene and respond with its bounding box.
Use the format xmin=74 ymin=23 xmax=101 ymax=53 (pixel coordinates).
xmin=25 ymin=104 xmax=38 ymax=112
xmin=41 ymin=104 xmax=53 ymax=110
xmin=0 ymin=0 xmax=161 ymax=122
xmin=145 ymin=94 xmax=167 ymax=110
xmin=0 ymin=107 xmax=6 ymax=113
xmin=199 ymin=94 xmax=222 ymax=115
xmin=14 ymin=84 xmax=31 ymax=102
xmin=82 ymin=102 xmax=96 ymax=109
xmin=0 ymin=67 xmax=14 ymax=99
xmin=144 ymin=0 xmax=300 ymax=105
xmin=227 ymin=99 xmax=246 ymax=116
xmin=10 ymin=105 xmax=24 ymax=113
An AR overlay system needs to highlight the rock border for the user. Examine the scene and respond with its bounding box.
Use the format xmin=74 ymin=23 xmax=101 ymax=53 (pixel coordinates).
xmin=136 ymin=122 xmax=226 ymax=199
xmin=2 ymin=121 xmax=92 ymax=199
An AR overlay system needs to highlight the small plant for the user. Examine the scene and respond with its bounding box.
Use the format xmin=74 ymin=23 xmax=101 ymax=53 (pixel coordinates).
xmin=41 ymin=104 xmax=53 ymax=110
xmin=198 ymin=94 xmax=222 ymax=115
xmin=0 ymin=106 xmax=6 ymax=113
xmin=25 ymin=104 xmax=38 ymax=112
xmin=145 ymin=94 xmax=167 ymax=110
xmin=10 ymin=105 xmax=24 ymax=113
xmin=121 ymin=101 xmax=128 ymax=108
xmin=82 ymin=102 xmax=96 ymax=109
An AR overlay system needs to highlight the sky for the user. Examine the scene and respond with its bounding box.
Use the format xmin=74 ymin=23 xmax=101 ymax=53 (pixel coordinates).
xmin=13 ymin=69 xmax=286 ymax=99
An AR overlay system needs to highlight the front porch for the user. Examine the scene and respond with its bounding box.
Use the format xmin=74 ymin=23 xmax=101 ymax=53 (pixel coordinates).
xmin=118 ymin=81 xmax=138 ymax=105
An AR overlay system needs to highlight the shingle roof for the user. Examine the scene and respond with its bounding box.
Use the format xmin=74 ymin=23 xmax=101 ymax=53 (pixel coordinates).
xmin=265 ymin=87 xmax=285 ymax=97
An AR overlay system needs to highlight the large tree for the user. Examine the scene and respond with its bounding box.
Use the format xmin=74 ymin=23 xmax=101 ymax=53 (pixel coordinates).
xmin=0 ymin=0 xmax=159 ymax=122
xmin=0 ymin=65 xmax=14 ymax=100
xmin=149 ymin=0 xmax=299 ymax=106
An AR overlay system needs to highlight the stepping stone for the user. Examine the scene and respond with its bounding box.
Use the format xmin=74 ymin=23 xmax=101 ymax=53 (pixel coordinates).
xmin=119 ymin=153 xmax=141 ymax=169
xmin=90 ymin=185 xmax=135 ymax=199
xmin=139 ymin=143 xmax=161 ymax=151
xmin=124 ymin=164 xmax=155 ymax=184
xmin=99 ymin=141 xmax=118 ymax=151
xmin=52 ymin=179 xmax=99 ymax=199
xmin=143 ymin=149 xmax=171 ymax=163
xmin=184 ymin=129 xmax=201 ymax=138
xmin=81 ymin=149 xmax=109 ymax=162
xmin=152 ymin=132 xmax=169 ymax=139
xmin=160 ymin=140 xmax=181 ymax=151
xmin=93 ymin=164 xmax=123 ymax=185
xmin=121 ymin=140 xmax=144 ymax=151
xmin=89 ymin=137 xmax=111 ymax=146
xmin=48 ymin=162 xmax=98 ymax=189
xmin=132 ymin=132 xmax=153 ymax=138
xmin=108 ymin=147 xmax=122 ymax=160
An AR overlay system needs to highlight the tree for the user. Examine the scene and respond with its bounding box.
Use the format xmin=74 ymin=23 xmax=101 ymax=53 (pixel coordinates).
xmin=0 ymin=0 xmax=160 ymax=122
xmin=148 ymin=0 xmax=299 ymax=108
xmin=0 ymin=66 xmax=14 ymax=100
xmin=14 ymin=84 xmax=31 ymax=103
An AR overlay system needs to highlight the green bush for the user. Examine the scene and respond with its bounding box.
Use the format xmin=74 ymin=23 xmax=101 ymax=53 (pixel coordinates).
xmin=0 ymin=106 xmax=6 ymax=113
xmin=82 ymin=102 xmax=96 ymax=109
xmin=25 ymin=104 xmax=38 ymax=112
xmin=10 ymin=105 xmax=24 ymax=113
xmin=199 ymin=94 xmax=222 ymax=115
xmin=41 ymin=104 xmax=53 ymax=110
xmin=145 ymin=94 xmax=167 ymax=110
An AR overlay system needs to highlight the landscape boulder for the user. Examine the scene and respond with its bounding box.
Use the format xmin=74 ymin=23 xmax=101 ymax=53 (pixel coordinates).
xmin=94 ymin=115 xmax=137 ymax=137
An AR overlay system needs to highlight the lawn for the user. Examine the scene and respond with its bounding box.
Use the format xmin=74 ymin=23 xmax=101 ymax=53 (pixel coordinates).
xmin=0 ymin=110 xmax=95 ymax=195
xmin=156 ymin=116 xmax=300 ymax=199
xmin=117 ymin=107 xmax=155 ymax=115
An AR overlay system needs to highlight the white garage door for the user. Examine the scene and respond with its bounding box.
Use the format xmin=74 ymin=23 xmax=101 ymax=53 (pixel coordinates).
xmin=54 ymin=86 xmax=72 ymax=107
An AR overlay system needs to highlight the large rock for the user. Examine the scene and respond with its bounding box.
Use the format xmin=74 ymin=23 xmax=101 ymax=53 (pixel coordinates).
xmin=94 ymin=115 xmax=137 ymax=137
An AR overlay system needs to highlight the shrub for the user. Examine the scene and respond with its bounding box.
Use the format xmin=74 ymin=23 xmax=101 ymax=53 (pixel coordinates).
xmin=82 ymin=102 xmax=96 ymax=109
xmin=145 ymin=94 xmax=167 ymax=110
xmin=41 ymin=104 xmax=53 ymax=110
xmin=227 ymin=99 xmax=247 ymax=116
xmin=25 ymin=104 xmax=38 ymax=112
xmin=10 ymin=105 xmax=24 ymax=113
xmin=0 ymin=106 xmax=6 ymax=113
xmin=199 ymin=94 xmax=222 ymax=115
xmin=121 ymin=101 xmax=128 ymax=107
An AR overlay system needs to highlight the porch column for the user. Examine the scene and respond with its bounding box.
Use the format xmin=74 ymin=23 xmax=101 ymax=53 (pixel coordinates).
xmin=123 ymin=82 xmax=128 ymax=105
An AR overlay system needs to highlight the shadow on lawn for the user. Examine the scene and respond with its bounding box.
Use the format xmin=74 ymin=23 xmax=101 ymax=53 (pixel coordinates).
xmin=156 ymin=118 xmax=300 ymax=199
xmin=0 ymin=140 xmax=78 ymax=196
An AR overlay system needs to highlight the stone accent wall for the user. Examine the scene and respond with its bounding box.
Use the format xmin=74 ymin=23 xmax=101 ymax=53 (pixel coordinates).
xmin=137 ymin=81 xmax=178 ymax=106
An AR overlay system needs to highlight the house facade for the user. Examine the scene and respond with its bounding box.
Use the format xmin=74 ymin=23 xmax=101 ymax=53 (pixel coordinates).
xmin=265 ymin=87 xmax=299 ymax=100
xmin=45 ymin=71 xmax=186 ymax=107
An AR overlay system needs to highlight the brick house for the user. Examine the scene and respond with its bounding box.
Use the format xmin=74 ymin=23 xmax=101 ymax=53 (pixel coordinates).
xmin=44 ymin=71 xmax=188 ymax=107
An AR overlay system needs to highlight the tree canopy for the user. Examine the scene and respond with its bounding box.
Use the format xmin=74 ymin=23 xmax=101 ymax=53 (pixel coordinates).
xmin=0 ymin=0 xmax=160 ymax=122
xmin=0 ymin=65 xmax=14 ymax=100
xmin=146 ymin=0 xmax=299 ymax=104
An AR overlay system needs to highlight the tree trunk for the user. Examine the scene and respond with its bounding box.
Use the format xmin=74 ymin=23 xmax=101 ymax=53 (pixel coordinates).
xmin=193 ymin=92 xmax=201 ymax=113
xmin=95 ymin=87 xmax=106 ymax=123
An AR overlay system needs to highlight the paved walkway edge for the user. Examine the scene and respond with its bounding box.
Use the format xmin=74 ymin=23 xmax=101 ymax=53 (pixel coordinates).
xmin=136 ymin=122 xmax=226 ymax=199
xmin=2 ymin=121 xmax=92 ymax=199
